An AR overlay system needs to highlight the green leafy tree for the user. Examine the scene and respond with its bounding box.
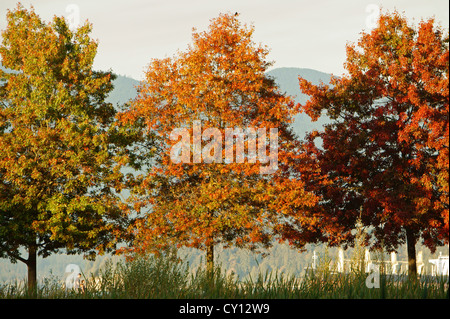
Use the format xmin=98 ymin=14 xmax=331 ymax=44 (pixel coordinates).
xmin=0 ymin=5 xmax=128 ymax=291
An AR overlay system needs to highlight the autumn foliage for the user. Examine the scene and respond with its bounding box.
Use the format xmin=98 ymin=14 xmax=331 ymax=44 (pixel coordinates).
xmin=0 ymin=4 xmax=448 ymax=291
xmin=298 ymin=11 xmax=449 ymax=275
xmin=119 ymin=13 xmax=318 ymax=269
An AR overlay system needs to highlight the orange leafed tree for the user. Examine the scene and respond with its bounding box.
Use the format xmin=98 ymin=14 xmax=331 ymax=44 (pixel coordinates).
xmin=119 ymin=13 xmax=319 ymax=271
xmin=298 ymin=11 xmax=449 ymax=275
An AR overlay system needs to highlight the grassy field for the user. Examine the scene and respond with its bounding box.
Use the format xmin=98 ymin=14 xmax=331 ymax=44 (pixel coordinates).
xmin=0 ymin=253 xmax=448 ymax=299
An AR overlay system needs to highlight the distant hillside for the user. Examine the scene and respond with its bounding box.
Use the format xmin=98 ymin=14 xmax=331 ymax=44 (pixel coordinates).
xmin=267 ymin=67 xmax=332 ymax=139
xmin=268 ymin=67 xmax=332 ymax=103
xmin=107 ymin=74 xmax=139 ymax=106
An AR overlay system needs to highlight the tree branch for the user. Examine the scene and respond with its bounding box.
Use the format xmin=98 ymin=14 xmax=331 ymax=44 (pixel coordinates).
xmin=6 ymin=250 xmax=28 ymax=265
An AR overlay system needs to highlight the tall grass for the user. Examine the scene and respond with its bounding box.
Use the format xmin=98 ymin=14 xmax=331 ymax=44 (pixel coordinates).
xmin=1 ymin=253 xmax=448 ymax=299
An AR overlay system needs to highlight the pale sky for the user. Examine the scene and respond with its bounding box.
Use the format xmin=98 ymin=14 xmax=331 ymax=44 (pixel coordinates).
xmin=1 ymin=0 xmax=449 ymax=81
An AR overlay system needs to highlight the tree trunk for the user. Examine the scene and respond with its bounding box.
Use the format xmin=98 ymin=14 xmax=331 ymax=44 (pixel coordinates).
xmin=27 ymin=243 xmax=37 ymax=294
xmin=405 ymin=228 xmax=417 ymax=278
xmin=206 ymin=243 xmax=214 ymax=275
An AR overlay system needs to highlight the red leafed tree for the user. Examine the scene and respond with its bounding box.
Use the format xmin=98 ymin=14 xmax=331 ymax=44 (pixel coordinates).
xmin=298 ymin=11 xmax=448 ymax=276
xmin=118 ymin=13 xmax=318 ymax=271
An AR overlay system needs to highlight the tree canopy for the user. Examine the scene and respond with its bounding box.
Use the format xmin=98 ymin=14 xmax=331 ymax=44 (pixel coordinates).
xmin=118 ymin=13 xmax=319 ymax=270
xmin=0 ymin=5 xmax=129 ymax=290
xmin=297 ymin=11 xmax=449 ymax=275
